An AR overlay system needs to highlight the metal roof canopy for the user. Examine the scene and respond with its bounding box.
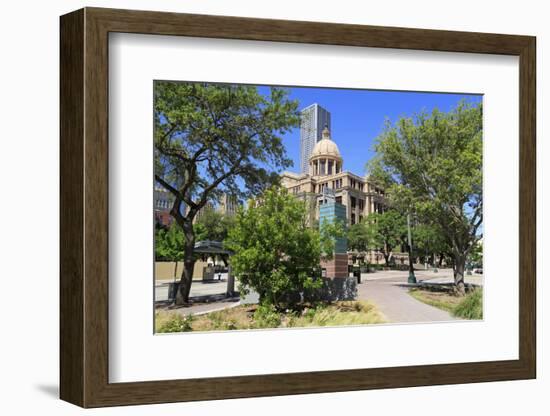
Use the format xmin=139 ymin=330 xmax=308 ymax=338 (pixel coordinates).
xmin=193 ymin=240 xmax=233 ymax=255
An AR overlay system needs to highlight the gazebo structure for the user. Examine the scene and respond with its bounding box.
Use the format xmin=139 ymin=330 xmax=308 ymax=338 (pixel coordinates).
xmin=193 ymin=240 xmax=235 ymax=297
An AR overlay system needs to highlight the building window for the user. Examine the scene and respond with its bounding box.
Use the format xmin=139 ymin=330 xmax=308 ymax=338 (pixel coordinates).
xmin=350 ymin=196 xmax=356 ymax=208
xmin=358 ymin=199 xmax=364 ymax=210
xmin=351 ymin=213 xmax=356 ymax=225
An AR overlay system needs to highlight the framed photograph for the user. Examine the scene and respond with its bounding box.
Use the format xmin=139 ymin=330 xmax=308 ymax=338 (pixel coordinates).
xmin=60 ymin=7 xmax=536 ymax=408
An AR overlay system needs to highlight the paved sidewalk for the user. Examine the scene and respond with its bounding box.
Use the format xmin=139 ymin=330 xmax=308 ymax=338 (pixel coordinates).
xmin=155 ymin=275 xmax=240 ymax=316
xmin=357 ymin=269 xmax=463 ymax=323
xmin=161 ymin=297 xmax=241 ymax=316
xmin=155 ymin=277 xmax=229 ymax=302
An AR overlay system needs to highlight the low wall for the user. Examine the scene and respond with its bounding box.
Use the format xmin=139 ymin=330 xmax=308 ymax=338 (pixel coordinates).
xmin=302 ymin=276 xmax=358 ymax=302
xmin=154 ymin=260 xmax=208 ymax=280
xmin=319 ymin=276 xmax=357 ymax=301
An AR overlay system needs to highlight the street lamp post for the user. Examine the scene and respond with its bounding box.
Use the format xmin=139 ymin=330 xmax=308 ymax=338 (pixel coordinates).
xmin=407 ymin=213 xmax=417 ymax=284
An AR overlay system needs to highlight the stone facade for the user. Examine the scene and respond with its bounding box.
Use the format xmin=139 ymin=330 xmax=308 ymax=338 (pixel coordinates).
xmin=281 ymin=125 xmax=387 ymax=227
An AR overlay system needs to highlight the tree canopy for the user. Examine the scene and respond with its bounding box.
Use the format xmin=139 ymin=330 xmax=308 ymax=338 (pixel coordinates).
xmin=368 ymin=101 xmax=482 ymax=291
xmin=154 ymin=82 xmax=300 ymax=208
xmin=154 ymin=81 xmax=300 ymax=304
xmin=347 ymin=221 xmax=375 ymax=254
xmin=194 ymin=207 xmax=236 ymax=243
xmin=155 ymin=223 xmax=184 ymax=262
xmin=366 ymin=210 xmax=407 ymax=265
xmin=412 ymin=222 xmax=450 ymax=264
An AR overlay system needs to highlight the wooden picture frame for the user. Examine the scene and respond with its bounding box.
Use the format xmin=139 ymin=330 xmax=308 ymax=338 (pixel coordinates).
xmin=60 ymin=7 xmax=536 ymax=408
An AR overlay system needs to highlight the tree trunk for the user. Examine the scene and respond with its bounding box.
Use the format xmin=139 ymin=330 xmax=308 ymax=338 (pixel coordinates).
xmin=175 ymin=220 xmax=196 ymax=305
xmin=454 ymin=253 xmax=466 ymax=296
xmin=438 ymin=253 xmax=444 ymax=267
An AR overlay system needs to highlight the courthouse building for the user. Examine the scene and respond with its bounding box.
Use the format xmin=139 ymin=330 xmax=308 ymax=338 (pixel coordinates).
xmin=281 ymin=125 xmax=387 ymax=227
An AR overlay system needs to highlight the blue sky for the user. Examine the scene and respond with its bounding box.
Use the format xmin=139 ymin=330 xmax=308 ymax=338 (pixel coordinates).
xmin=259 ymin=86 xmax=482 ymax=176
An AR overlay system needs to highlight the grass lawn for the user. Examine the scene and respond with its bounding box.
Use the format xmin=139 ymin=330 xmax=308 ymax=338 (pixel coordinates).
xmin=156 ymin=300 xmax=386 ymax=333
xmin=409 ymin=287 xmax=483 ymax=320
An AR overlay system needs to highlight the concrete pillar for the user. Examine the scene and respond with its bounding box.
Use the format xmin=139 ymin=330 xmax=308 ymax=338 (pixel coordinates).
xmin=226 ymin=264 xmax=235 ymax=297
xmin=346 ymin=192 xmax=351 ymax=223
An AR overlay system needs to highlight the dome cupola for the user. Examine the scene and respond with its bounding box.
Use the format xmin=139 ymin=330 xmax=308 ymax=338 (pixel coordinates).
xmin=309 ymin=125 xmax=343 ymax=177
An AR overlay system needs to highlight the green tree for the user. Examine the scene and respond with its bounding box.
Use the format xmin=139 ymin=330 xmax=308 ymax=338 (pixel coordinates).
xmin=368 ymin=101 xmax=482 ymax=293
xmin=469 ymin=239 xmax=483 ymax=267
xmin=154 ymin=82 xmax=299 ymax=304
xmin=155 ymin=224 xmax=184 ymax=278
xmin=366 ymin=210 xmax=407 ymax=266
xmin=347 ymin=221 xmax=375 ymax=255
xmin=225 ymin=187 xmax=325 ymax=310
xmin=412 ymin=223 xmax=449 ymax=266
xmin=194 ymin=208 xmax=236 ymax=243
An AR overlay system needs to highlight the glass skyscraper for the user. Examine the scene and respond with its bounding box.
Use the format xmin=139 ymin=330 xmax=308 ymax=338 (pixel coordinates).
xmin=299 ymin=103 xmax=331 ymax=174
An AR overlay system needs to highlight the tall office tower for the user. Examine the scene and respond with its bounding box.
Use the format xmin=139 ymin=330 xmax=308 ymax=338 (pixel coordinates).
xmin=299 ymin=103 xmax=331 ymax=174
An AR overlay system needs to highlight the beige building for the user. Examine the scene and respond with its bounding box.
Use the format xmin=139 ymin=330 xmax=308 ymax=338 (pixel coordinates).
xmin=219 ymin=193 xmax=241 ymax=217
xmin=190 ymin=193 xmax=242 ymax=223
xmin=281 ymin=126 xmax=387 ymax=226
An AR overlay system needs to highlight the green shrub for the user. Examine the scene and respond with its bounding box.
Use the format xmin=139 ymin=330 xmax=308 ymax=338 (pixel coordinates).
xmin=158 ymin=314 xmax=194 ymax=333
xmin=453 ymin=289 xmax=483 ymax=320
xmin=225 ymin=187 xmax=327 ymax=310
xmin=253 ymin=304 xmax=281 ymax=328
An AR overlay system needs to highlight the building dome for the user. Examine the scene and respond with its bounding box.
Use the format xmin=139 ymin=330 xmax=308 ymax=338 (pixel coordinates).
xmin=309 ymin=126 xmax=343 ymax=177
xmin=310 ymin=126 xmax=342 ymax=160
